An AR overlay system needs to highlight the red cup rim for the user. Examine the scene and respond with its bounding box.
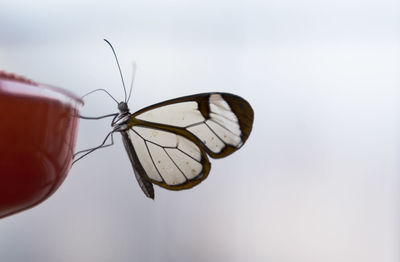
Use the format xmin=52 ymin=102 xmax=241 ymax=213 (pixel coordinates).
xmin=0 ymin=71 xmax=84 ymax=107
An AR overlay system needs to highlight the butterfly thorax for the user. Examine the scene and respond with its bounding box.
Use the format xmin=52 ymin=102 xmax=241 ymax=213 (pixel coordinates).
xmin=112 ymin=101 xmax=131 ymax=132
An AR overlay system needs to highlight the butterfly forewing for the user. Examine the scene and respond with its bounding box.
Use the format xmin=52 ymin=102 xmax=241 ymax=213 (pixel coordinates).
xmin=131 ymin=93 xmax=254 ymax=158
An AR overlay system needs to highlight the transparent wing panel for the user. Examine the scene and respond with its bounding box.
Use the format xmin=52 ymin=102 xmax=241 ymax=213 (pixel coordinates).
xmin=128 ymin=130 xmax=162 ymax=182
xmin=136 ymin=101 xmax=205 ymax=127
xmin=187 ymin=124 xmax=225 ymax=153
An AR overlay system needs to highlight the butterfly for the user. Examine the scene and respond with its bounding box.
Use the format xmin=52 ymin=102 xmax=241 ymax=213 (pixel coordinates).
xmin=73 ymin=40 xmax=254 ymax=199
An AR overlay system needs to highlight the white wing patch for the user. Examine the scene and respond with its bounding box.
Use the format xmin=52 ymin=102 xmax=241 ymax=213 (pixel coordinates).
xmin=187 ymin=124 xmax=225 ymax=153
xmin=147 ymin=143 xmax=186 ymax=185
xmin=165 ymin=148 xmax=203 ymax=179
xmin=209 ymin=113 xmax=241 ymax=136
xmin=127 ymin=127 xmax=204 ymax=186
xmin=206 ymin=120 xmax=242 ymax=147
xmin=207 ymin=94 xmax=243 ymax=148
xmin=209 ymin=103 xmax=238 ymax=123
xmin=136 ymin=101 xmax=205 ymax=127
xmin=177 ymin=136 xmax=201 ymax=162
xmin=209 ymin=94 xmax=231 ymax=111
xmin=133 ymin=126 xmax=176 ymax=147
xmin=129 ymin=130 xmax=163 ymax=182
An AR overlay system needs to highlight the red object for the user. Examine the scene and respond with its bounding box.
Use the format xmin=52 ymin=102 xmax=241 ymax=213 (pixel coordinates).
xmin=0 ymin=72 xmax=83 ymax=218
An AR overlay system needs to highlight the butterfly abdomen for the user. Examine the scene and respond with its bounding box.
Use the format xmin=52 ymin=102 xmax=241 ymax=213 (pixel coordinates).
xmin=121 ymin=131 xmax=155 ymax=199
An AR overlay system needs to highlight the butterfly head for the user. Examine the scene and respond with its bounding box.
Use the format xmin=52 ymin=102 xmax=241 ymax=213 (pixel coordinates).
xmin=118 ymin=101 xmax=129 ymax=114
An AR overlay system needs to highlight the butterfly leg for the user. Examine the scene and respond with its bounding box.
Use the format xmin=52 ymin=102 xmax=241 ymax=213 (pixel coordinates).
xmin=78 ymin=113 xmax=119 ymax=120
xmin=73 ymin=132 xmax=115 ymax=156
xmin=72 ymin=131 xmax=115 ymax=165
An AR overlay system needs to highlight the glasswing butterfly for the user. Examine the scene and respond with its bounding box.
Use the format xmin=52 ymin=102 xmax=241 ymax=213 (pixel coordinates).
xmin=74 ymin=40 xmax=254 ymax=199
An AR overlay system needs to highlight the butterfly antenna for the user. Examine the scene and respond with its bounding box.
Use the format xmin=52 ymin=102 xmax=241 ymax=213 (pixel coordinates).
xmin=81 ymin=88 xmax=119 ymax=104
xmin=104 ymin=39 xmax=127 ymax=102
xmin=127 ymin=62 xmax=136 ymax=103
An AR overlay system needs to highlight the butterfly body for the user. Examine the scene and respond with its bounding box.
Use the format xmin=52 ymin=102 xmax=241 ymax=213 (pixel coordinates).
xmin=109 ymin=92 xmax=253 ymax=199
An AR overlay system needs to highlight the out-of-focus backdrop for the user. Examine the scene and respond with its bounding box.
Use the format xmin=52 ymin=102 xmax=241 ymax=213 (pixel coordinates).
xmin=0 ymin=0 xmax=399 ymax=261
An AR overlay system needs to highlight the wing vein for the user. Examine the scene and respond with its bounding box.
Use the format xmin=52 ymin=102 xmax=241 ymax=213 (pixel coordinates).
xmin=144 ymin=140 xmax=166 ymax=184
xmin=132 ymin=127 xmax=176 ymax=149
xmin=208 ymin=118 xmax=241 ymax=137
xmin=184 ymin=121 xmax=205 ymax=129
xmin=211 ymin=100 xmax=231 ymax=111
xmin=146 ymin=140 xmax=176 ymax=149
xmin=131 ymin=127 xmax=146 ymax=141
xmin=163 ymin=148 xmax=189 ymax=181
xmin=204 ymin=121 xmax=228 ymax=146
xmin=211 ymin=111 xmax=239 ymax=124
xmin=177 ymin=148 xmax=202 ymax=164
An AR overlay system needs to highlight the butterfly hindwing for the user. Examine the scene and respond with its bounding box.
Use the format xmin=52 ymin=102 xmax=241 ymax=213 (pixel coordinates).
xmin=123 ymin=125 xmax=211 ymax=192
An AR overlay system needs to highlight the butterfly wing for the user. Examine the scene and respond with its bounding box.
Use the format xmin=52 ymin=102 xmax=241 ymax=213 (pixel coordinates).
xmin=123 ymin=93 xmax=253 ymax=196
xmin=122 ymin=124 xmax=211 ymax=194
xmin=131 ymin=93 xmax=254 ymax=158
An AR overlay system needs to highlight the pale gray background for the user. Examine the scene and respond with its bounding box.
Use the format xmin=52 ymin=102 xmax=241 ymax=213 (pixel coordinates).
xmin=0 ymin=0 xmax=399 ymax=261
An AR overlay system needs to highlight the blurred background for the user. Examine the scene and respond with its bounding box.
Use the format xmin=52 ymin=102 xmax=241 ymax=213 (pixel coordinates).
xmin=0 ymin=0 xmax=399 ymax=261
